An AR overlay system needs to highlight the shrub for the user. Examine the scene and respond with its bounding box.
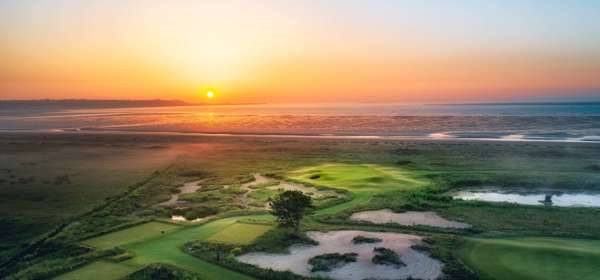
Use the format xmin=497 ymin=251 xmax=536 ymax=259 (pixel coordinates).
xmin=372 ymin=247 xmax=404 ymax=267
xmin=308 ymin=253 xmax=358 ymax=272
xmin=351 ymin=235 xmax=382 ymax=244
xmin=125 ymin=263 xmax=202 ymax=280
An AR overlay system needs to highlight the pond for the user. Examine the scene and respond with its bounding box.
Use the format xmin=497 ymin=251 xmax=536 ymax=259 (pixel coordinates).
xmin=453 ymin=188 xmax=600 ymax=207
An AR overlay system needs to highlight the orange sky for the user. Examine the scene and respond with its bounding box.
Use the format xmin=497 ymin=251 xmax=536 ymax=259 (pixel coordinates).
xmin=1 ymin=1 xmax=599 ymax=103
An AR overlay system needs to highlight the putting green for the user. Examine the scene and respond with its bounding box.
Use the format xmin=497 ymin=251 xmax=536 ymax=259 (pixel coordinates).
xmin=458 ymin=237 xmax=600 ymax=280
xmin=83 ymin=222 xmax=181 ymax=250
xmin=54 ymin=261 xmax=137 ymax=280
xmin=206 ymin=223 xmax=273 ymax=245
xmin=289 ymin=163 xmax=427 ymax=215
xmin=288 ymin=163 xmax=426 ymax=193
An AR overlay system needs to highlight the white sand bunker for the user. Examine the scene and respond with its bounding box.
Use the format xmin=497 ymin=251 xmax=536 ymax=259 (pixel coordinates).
xmin=351 ymin=209 xmax=470 ymax=229
xmin=237 ymin=230 xmax=443 ymax=280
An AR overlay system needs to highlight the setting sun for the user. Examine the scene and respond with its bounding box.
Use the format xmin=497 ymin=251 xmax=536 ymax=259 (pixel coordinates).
xmin=206 ymin=91 xmax=215 ymax=99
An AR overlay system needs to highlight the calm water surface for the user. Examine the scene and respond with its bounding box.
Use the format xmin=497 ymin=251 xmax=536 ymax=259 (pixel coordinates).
xmin=1 ymin=103 xmax=600 ymax=142
xmin=454 ymin=189 xmax=600 ymax=207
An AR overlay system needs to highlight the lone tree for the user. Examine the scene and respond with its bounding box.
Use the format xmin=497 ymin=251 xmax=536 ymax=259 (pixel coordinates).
xmin=269 ymin=190 xmax=312 ymax=230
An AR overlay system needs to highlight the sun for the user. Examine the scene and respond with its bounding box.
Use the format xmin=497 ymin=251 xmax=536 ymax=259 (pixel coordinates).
xmin=206 ymin=91 xmax=215 ymax=99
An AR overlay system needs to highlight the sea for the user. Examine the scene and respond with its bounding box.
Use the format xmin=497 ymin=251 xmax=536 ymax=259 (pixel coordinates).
xmin=1 ymin=102 xmax=600 ymax=142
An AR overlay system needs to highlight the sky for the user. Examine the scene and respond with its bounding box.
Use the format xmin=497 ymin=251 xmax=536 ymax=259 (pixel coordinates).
xmin=1 ymin=0 xmax=599 ymax=103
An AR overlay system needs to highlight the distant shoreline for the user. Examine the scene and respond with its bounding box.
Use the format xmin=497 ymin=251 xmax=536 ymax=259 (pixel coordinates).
xmin=0 ymin=99 xmax=263 ymax=110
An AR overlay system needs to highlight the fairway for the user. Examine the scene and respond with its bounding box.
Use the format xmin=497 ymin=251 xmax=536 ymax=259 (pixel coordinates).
xmin=288 ymin=163 xmax=427 ymax=193
xmin=458 ymin=237 xmax=600 ymax=280
xmin=54 ymin=261 xmax=137 ymax=280
xmin=61 ymin=217 xmax=263 ymax=280
xmin=83 ymin=222 xmax=182 ymax=250
xmin=206 ymin=223 xmax=273 ymax=245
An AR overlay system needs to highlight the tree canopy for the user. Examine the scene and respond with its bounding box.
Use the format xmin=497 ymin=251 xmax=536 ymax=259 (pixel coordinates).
xmin=269 ymin=190 xmax=312 ymax=230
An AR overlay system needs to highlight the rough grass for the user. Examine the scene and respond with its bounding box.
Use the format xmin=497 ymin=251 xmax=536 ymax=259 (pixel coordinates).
xmin=458 ymin=237 xmax=600 ymax=280
xmin=0 ymin=141 xmax=179 ymax=255
xmin=205 ymin=223 xmax=273 ymax=245
xmin=83 ymin=222 xmax=182 ymax=250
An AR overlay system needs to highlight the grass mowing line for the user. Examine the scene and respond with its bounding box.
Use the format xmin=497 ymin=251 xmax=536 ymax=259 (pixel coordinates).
xmin=82 ymin=222 xmax=182 ymax=250
xmin=121 ymin=217 xmax=260 ymax=280
xmin=205 ymin=223 xmax=273 ymax=245
xmin=458 ymin=237 xmax=600 ymax=280
xmin=61 ymin=218 xmax=260 ymax=280
xmin=53 ymin=260 xmax=138 ymax=280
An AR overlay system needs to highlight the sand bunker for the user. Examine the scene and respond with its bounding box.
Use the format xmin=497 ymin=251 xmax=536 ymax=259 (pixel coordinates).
xmin=237 ymin=230 xmax=443 ymax=280
xmin=159 ymin=180 xmax=203 ymax=206
xmin=266 ymin=180 xmax=342 ymax=199
xmin=243 ymin=174 xmax=272 ymax=188
xmin=350 ymin=209 xmax=470 ymax=229
xmin=170 ymin=215 xmax=202 ymax=223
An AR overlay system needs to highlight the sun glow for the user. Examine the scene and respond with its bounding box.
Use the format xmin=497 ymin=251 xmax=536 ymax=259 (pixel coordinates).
xmin=206 ymin=91 xmax=215 ymax=99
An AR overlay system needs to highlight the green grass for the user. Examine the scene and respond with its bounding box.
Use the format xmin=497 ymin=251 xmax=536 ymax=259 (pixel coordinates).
xmin=83 ymin=222 xmax=182 ymax=250
xmin=61 ymin=217 xmax=266 ymax=280
xmin=0 ymin=142 xmax=179 ymax=255
xmin=247 ymin=188 xmax=282 ymax=203
xmin=288 ymin=163 xmax=428 ymax=215
xmin=205 ymin=223 xmax=273 ymax=245
xmin=54 ymin=261 xmax=137 ymax=280
xmin=458 ymin=237 xmax=600 ymax=280
xmin=288 ymin=163 xmax=427 ymax=193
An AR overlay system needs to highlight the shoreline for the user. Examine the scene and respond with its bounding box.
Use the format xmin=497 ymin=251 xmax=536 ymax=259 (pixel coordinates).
xmin=1 ymin=128 xmax=599 ymax=144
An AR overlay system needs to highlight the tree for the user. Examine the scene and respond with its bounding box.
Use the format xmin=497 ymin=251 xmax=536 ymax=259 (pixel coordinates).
xmin=269 ymin=190 xmax=312 ymax=230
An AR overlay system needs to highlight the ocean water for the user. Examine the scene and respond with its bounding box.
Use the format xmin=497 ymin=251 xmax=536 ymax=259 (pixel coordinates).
xmin=1 ymin=102 xmax=600 ymax=142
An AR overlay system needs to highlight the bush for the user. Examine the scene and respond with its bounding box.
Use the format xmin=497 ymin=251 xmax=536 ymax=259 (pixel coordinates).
xmin=372 ymin=247 xmax=404 ymax=267
xmin=184 ymin=211 xmax=198 ymax=220
xmin=308 ymin=253 xmax=358 ymax=272
xmin=125 ymin=263 xmax=202 ymax=280
xmin=351 ymin=235 xmax=382 ymax=244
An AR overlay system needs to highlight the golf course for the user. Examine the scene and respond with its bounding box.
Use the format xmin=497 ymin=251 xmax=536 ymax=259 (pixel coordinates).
xmin=3 ymin=134 xmax=600 ymax=280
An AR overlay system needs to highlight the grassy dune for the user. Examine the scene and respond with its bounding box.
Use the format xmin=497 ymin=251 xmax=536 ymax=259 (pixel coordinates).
xmin=458 ymin=237 xmax=600 ymax=280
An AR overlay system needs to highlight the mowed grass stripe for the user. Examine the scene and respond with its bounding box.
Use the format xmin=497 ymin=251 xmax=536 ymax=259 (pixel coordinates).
xmin=83 ymin=222 xmax=182 ymax=250
xmin=459 ymin=237 xmax=600 ymax=280
xmin=54 ymin=261 xmax=137 ymax=280
xmin=121 ymin=217 xmax=260 ymax=280
xmin=60 ymin=217 xmax=260 ymax=280
xmin=205 ymin=223 xmax=273 ymax=245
